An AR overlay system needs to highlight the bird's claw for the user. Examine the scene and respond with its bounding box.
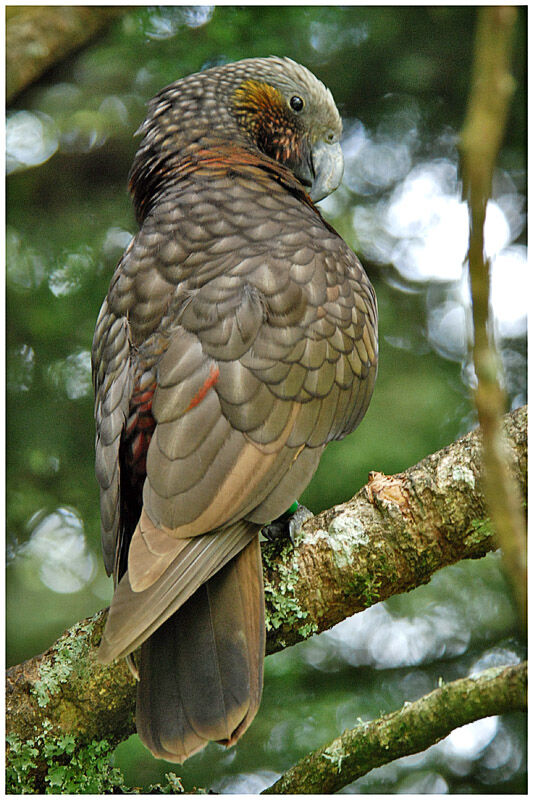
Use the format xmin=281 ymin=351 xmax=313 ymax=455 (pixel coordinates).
xmin=261 ymin=502 xmax=313 ymax=544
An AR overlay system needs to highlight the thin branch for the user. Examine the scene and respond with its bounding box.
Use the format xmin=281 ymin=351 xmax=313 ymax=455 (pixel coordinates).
xmin=262 ymin=661 xmax=527 ymax=794
xmin=460 ymin=6 xmax=526 ymax=627
xmin=6 ymin=406 xmax=527 ymax=775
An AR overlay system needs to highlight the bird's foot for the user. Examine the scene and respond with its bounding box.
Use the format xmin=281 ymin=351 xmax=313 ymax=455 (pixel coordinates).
xmin=261 ymin=501 xmax=313 ymax=544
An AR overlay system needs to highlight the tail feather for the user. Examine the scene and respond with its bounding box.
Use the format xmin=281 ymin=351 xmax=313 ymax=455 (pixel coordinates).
xmin=224 ymin=533 xmax=264 ymax=745
xmin=98 ymin=520 xmax=258 ymax=664
xmin=136 ymin=537 xmax=265 ymax=762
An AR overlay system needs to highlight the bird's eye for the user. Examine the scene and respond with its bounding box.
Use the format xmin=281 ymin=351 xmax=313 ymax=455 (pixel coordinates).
xmin=290 ymin=95 xmax=304 ymax=113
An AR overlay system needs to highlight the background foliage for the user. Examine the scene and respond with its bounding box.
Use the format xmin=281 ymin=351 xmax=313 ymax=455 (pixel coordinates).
xmin=6 ymin=6 xmax=526 ymax=793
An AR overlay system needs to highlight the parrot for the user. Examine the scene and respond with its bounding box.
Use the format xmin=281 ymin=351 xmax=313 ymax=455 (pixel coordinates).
xmin=92 ymin=56 xmax=378 ymax=763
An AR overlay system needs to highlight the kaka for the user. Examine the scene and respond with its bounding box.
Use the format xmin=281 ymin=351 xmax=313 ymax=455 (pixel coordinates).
xmin=92 ymin=56 xmax=377 ymax=762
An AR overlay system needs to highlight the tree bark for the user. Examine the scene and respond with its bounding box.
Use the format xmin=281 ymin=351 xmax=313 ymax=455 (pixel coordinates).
xmin=263 ymin=403 xmax=526 ymax=652
xmin=263 ymin=661 xmax=527 ymax=794
xmin=6 ymin=405 xmax=527 ymax=784
xmin=6 ymin=6 xmax=129 ymax=104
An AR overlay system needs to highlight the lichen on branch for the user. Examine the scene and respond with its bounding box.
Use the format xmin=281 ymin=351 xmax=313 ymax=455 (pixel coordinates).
xmin=262 ymin=661 xmax=527 ymax=794
xmin=263 ymin=404 xmax=526 ymax=652
xmin=5 ymin=405 xmax=527 ymax=788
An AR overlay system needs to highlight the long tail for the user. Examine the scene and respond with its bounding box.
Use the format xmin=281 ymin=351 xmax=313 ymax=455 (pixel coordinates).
xmin=135 ymin=536 xmax=265 ymax=762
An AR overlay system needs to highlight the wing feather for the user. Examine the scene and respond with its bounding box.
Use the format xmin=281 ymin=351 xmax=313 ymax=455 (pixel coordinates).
xmin=98 ymin=519 xmax=259 ymax=663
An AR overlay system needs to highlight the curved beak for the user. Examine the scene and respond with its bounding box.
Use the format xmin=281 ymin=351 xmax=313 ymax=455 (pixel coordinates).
xmin=309 ymin=140 xmax=344 ymax=203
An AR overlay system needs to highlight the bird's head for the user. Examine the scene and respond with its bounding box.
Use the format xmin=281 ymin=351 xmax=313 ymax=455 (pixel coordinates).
xmin=130 ymin=56 xmax=344 ymax=220
xmin=229 ymin=57 xmax=343 ymax=202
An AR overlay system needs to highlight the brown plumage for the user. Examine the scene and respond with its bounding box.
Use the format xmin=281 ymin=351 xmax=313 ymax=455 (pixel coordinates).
xmin=92 ymin=56 xmax=378 ymax=762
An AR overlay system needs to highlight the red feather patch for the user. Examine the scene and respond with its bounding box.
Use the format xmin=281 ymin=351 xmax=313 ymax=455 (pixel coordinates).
xmin=185 ymin=365 xmax=220 ymax=412
xmin=123 ymin=366 xmax=219 ymax=479
xmin=124 ymin=380 xmax=157 ymax=478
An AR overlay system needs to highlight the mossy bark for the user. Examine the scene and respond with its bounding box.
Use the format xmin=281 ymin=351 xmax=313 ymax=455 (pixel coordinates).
xmin=6 ymin=613 xmax=135 ymax=748
xmin=262 ymin=662 xmax=527 ymax=794
xmin=6 ymin=405 xmax=527 ymax=787
xmin=263 ymin=404 xmax=526 ymax=652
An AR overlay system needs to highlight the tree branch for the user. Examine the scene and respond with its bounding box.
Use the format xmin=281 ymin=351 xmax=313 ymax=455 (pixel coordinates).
xmin=6 ymin=6 xmax=129 ymax=104
xmin=262 ymin=661 xmax=527 ymax=794
xmin=6 ymin=405 xmax=527 ymax=783
xmin=263 ymin=403 xmax=526 ymax=653
xmin=460 ymin=6 xmax=526 ymax=627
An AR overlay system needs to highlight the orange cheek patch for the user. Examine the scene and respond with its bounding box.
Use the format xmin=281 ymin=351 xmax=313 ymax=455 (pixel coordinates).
xmin=233 ymin=80 xmax=303 ymax=166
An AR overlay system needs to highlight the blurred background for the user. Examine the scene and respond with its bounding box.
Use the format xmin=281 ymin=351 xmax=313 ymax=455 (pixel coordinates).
xmin=6 ymin=6 xmax=526 ymax=793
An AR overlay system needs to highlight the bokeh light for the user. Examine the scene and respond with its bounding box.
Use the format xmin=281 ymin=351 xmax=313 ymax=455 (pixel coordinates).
xmin=6 ymin=110 xmax=59 ymax=173
xmin=21 ymin=507 xmax=96 ymax=594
